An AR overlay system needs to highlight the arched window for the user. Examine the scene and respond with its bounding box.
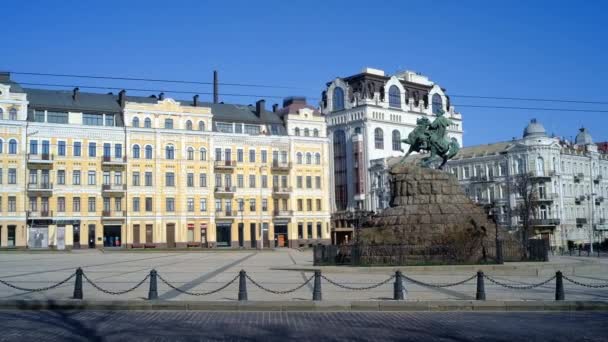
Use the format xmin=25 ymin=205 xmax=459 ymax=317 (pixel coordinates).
xmin=332 ymin=87 xmax=344 ymax=111
xmin=296 ymin=152 xmax=303 ymax=164
xmin=432 ymin=94 xmax=443 ymax=115
xmin=144 ymin=118 xmax=152 ymax=128
xmin=374 ymin=128 xmax=384 ymax=149
xmin=200 ymin=148 xmax=207 ymax=161
xmin=165 ymin=145 xmax=175 ymax=159
xmin=186 ymin=120 xmax=193 ymax=130
xmin=145 ymin=145 xmax=153 ymax=159
xmin=9 ymin=108 xmax=17 ymax=120
xmin=294 ymin=128 xmax=300 ymax=136
xmin=8 ymin=139 xmax=17 ymax=154
xmin=388 ymin=85 xmax=401 ymax=108
xmin=132 ymin=145 xmax=140 ymax=159
xmin=132 ymin=117 xmax=140 ymax=128
xmin=313 ymin=129 xmax=319 ymax=137
xmin=315 ymin=153 xmax=321 ymax=165
xmin=198 ymin=121 xmax=205 ymax=131
xmin=164 ymin=119 xmax=173 ymax=129
xmin=304 ymin=128 xmax=310 ymax=137
xmin=392 ymin=130 xmax=401 ymax=151
xmin=306 ymin=153 xmax=312 ymax=164
xmin=187 ymin=147 xmax=194 ymax=160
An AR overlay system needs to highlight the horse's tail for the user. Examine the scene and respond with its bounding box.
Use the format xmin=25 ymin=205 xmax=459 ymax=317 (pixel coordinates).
xmin=447 ymin=138 xmax=460 ymax=159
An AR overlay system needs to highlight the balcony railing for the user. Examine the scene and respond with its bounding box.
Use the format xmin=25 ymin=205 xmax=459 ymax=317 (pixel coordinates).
xmin=214 ymin=160 xmax=237 ymax=169
xmin=574 ymin=173 xmax=584 ymax=182
xmin=215 ymin=210 xmax=238 ymax=218
xmin=576 ymin=218 xmax=588 ymax=225
xmin=271 ymin=161 xmax=292 ymax=171
xmin=214 ymin=186 xmax=236 ymax=194
xmin=534 ymin=193 xmax=557 ymax=202
xmin=530 ymin=218 xmax=561 ymax=226
xmin=27 ymin=182 xmax=53 ymax=192
xmin=27 ymin=153 xmax=54 ymax=163
xmin=102 ymin=156 xmax=127 ymax=165
xmin=272 ymin=186 xmax=292 ymax=194
xmin=101 ymin=210 xmax=126 ymax=218
xmin=273 ymin=210 xmax=293 ymax=217
xmin=27 ymin=210 xmax=53 ymax=218
xmin=102 ymin=184 xmax=127 ymax=191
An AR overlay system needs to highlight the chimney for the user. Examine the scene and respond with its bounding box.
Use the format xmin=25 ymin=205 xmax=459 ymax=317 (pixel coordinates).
xmin=158 ymin=92 xmax=165 ymax=100
xmin=272 ymin=103 xmax=279 ymax=112
xmin=72 ymin=87 xmax=80 ymax=101
xmin=213 ymin=70 xmax=219 ymax=104
xmin=193 ymin=94 xmax=199 ymax=107
xmin=255 ymin=99 xmax=265 ymax=117
xmin=118 ymin=89 xmax=126 ymax=108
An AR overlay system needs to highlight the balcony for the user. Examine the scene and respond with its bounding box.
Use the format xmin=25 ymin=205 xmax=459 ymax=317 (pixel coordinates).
xmin=102 ymin=184 xmax=126 ymax=196
xmin=594 ymin=175 xmax=603 ymax=184
xmin=214 ymin=160 xmax=237 ymax=170
xmin=576 ymin=218 xmax=588 ymax=226
xmin=27 ymin=153 xmax=54 ymax=166
xmin=530 ymin=218 xmax=561 ymax=226
xmin=214 ymin=186 xmax=236 ymax=196
xmin=27 ymin=182 xmax=53 ymax=195
xmin=101 ymin=210 xmax=126 ymax=222
xmin=530 ymin=171 xmax=552 ymax=180
xmin=574 ymin=173 xmax=584 ymax=183
xmin=102 ymin=156 xmax=127 ymax=166
xmin=273 ymin=210 xmax=293 ymax=217
xmin=470 ymin=175 xmax=493 ymax=183
xmin=272 ymin=186 xmax=292 ymax=197
xmin=27 ymin=210 xmax=53 ymax=219
xmin=575 ymin=195 xmax=585 ymax=205
xmin=534 ymin=193 xmax=557 ymax=203
xmin=271 ymin=161 xmax=292 ymax=171
xmin=215 ymin=210 xmax=238 ymax=219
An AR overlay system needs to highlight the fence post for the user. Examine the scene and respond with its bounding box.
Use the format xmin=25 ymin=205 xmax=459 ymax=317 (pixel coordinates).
xmin=312 ymin=270 xmax=322 ymax=301
xmin=476 ymin=271 xmax=486 ymax=300
xmin=496 ymin=240 xmax=504 ymax=265
xmin=238 ymin=270 xmax=248 ymax=301
xmin=148 ymin=269 xmax=158 ymax=300
xmin=555 ymin=271 xmax=565 ymax=301
xmin=393 ymin=271 xmax=404 ymax=300
xmin=73 ymin=267 xmax=83 ymax=299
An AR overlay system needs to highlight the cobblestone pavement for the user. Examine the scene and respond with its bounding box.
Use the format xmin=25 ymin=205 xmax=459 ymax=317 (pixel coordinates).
xmin=1 ymin=250 xmax=607 ymax=301
xmin=0 ymin=310 xmax=607 ymax=341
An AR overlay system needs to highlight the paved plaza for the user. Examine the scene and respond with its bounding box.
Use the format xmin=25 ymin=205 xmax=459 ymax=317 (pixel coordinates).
xmin=0 ymin=310 xmax=607 ymax=341
xmin=0 ymin=249 xmax=608 ymax=302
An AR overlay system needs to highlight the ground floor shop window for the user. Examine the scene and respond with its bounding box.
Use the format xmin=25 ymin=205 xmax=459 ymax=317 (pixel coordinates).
xmin=8 ymin=225 xmax=16 ymax=247
xmin=103 ymin=225 xmax=121 ymax=247
xmin=275 ymin=225 xmax=288 ymax=247
xmin=216 ymin=223 xmax=231 ymax=247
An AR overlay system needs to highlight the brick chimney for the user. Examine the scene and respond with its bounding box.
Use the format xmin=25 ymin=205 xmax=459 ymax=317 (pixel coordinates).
xmin=255 ymin=99 xmax=265 ymax=117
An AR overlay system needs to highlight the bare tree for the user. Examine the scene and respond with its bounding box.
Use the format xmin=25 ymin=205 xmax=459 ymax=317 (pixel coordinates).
xmin=509 ymin=172 xmax=540 ymax=255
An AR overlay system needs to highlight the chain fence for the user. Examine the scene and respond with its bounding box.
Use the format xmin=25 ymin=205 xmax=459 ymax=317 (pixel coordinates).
xmin=157 ymin=273 xmax=239 ymax=296
xmin=82 ymin=273 xmax=150 ymax=295
xmin=246 ymin=274 xmax=314 ymax=294
xmin=0 ymin=273 xmax=76 ymax=293
xmin=401 ymin=274 xmax=477 ymax=288
xmin=483 ymin=274 xmax=556 ymax=290
xmin=562 ymin=275 xmax=608 ymax=289
xmin=321 ymin=274 xmax=395 ymax=291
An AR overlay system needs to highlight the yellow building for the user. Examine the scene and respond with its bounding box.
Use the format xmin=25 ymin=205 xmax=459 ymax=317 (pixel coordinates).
xmin=0 ymin=72 xmax=331 ymax=249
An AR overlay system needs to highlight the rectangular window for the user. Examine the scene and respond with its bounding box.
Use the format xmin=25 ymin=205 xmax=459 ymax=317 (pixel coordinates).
xmin=115 ymin=144 xmax=122 ymax=158
xmin=166 ymin=172 xmax=175 ymax=187
xmin=145 ymin=172 xmax=153 ymax=186
xmin=307 ymin=223 xmax=313 ymax=239
xmin=215 ymin=199 xmax=222 ymax=212
xmin=249 ymin=175 xmax=256 ymax=188
xmin=47 ymin=111 xmax=68 ymax=124
xmin=238 ymin=198 xmax=244 ymax=212
xmin=187 ymin=198 xmax=194 ymax=212
xmin=166 ymin=198 xmax=175 ymax=212
xmin=199 ymin=174 xmax=207 ymax=187
xmin=0 ymin=168 xmax=2 ymax=184
xmin=187 ymin=173 xmax=194 ymax=187
xmin=58 ymin=141 xmax=66 ymax=156
xmin=261 ymin=175 xmax=267 ymax=188
xmin=315 ymin=176 xmax=321 ymax=189
xmin=88 ymin=197 xmax=96 ymax=212
xmin=261 ymin=150 xmax=267 ymax=163
xmin=103 ymin=143 xmax=111 ymax=158
xmin=237 ymin=174 xmax=244 ymax=188
xmin=105 ymin=114 xmax=115 ymax=127
xmin=316 ymin=199 xmax=322 ymax=211
xmin=34 ymin=110 xmax=45 ymax=123
xmin=215 ymin=148 xmax=222 ymax=161
xmin=132 ymin=172 xmax=140 ymax=186
xmin=88 ymin=142 xmax=96 ymax=157
xmin=145 ymin=197 xmax=153 ymax=212
xmin=297 ymin=176 xmax=302 ymax=189
xmin=56 ymin=170 xmax=65 ymax=185
xmin=200 ymin=198 xmax=207 ymax=211
xmin=249 ymin=199 xmax=256 ymax=211
xmin=297 ymin=199 xmax=303 ymax=211
xmin=215 ymin=174 xmax=222 ymax=187
xmin=8 ymin=196 xmax=16 ymax=212
xmin=164 ymin=118 xmax=173 ymax=129
xmin=8 ymin=169 xmax=16 ymax=184
xmin=73 ymin=197 xmax=80 ymax=212
xmin=73 ymin=170 xmax=81 ymax=185
xmin=298 ymin=223 xmax=303 ymax=239
xmin=306 ymin=176 xmax=312 ymax=189
xmin=307 ymin=199 xmax=312 ymax=211
xmin=83 ymin=113 xmax=103 ymax=126
xmin=73 ymin=142 xmax=81 ymax=157
xmin=132 ymin=198 xmax=140 ymax=212
xmin=235 ymin=123 xmax=243 ymax=134
xmin=216 ymin=122 xmax=233 ymax=133
xmin=244 ymin=125 xmax=260 ymax=135
xmin=88 ymin=171 xmax=96 ymax=185
xmin=281 ymin=175 xmax=288 ymax=188
xmin=58 ymin=197 xmax=66 ymax=212
xmin=262 ymin=199 xmax=268 ymax=212
xmin=237 ymin=149 xmax=244 ymax=162
xmin=249 ymin=149 xmax=256 ymax=163
xmin=103 ymin=171 xmax=111 ymax=185
xmin=29 ymin=140 xmax=38 ymax=155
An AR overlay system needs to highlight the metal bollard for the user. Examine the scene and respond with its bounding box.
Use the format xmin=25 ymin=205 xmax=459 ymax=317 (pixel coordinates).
xmin=238 ymin=270 xmax=248 ymax=301
xmin=393 ymin=271 xmax=404 ymax=300
xmin=476 ymin=271 xmax=486 ymax=300
xmin=148 ymin=269 xmax=158 ymax=300
xmin=312 ymin=270 xmax=322 ymax=301
xmin=555 ymin=271 xmax=565 ymax=301
xmin=73 ymin=267 xmax=83 ymax=299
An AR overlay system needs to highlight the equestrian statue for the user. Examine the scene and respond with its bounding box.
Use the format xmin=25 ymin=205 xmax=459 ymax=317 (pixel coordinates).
xmin=400 ymin=109 xmax=460 ymax=169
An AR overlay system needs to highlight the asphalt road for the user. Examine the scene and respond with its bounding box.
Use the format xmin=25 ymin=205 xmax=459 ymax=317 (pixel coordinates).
xmin=0 ymin=311 xmax=606 ymax=341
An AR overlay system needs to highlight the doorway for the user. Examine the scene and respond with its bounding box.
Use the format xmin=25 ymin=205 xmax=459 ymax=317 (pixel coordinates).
xmin=250 ymin=223 xmax=257 ymax=249
xmin=73 ymin=225 xmax=81 ymax=249
xmin=133 ymin=225 xmax=140 ymax=245
xmin=103 ymin=225 xmax=122 ymax=247
xmin=274 ymin=225 xmax=288 ymax=247
xmin=145 ymin=224 xmax=153 ymax=243
xmin=7 ymin=226 xmax=16 ymax=247
xmin=88 ymin=224 xmax=96 ymax=248
xmin=166 ymin=224 xmax=176 ymax=248
xmin=238 ymin=223 xmax=244 ymax=247
xmin=57 ymin=225 xmax=65 ymax=250
xmin=216 ymin=223 xmax=231 ymax=247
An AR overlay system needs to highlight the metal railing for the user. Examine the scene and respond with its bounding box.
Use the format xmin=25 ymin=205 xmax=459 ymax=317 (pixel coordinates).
xmin=27 ymin=210 xmax=53 ymax=218
xmin=27 ymin=182 xmax=53 ymax=191
xmin=102 ymin=156 xmax=127 ymax=164
xmin=102 ymin=184 xmax=127 ymax=191
xmin=530 ymin=218 xmax=561 ymax=226
xmin=272 ymin=186 xmax=292 ymax=193
xmin=214 ymin=186 xmax=236 ymax=193
xmin=215 ymin=210 xmax=238 ymax=218
xmin=271 ymin=161 xmax=292 ymax=170
xmin=101 ymin=210 xmax=126 ymax=217
xmin=27 ymin=153 xmax=54 ymax=162
xmin=273 ymin=210 xmax=293 ymax=217
xmin=214 ymin=160 xmax=237 ymax=168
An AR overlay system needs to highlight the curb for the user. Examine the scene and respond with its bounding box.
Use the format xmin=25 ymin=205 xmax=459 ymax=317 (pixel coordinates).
xmin=1 ymin=300 xmax=607 ymax=312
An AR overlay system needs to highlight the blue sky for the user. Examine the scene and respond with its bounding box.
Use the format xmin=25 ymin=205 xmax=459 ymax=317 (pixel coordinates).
xmin=2 ymin=0 xmax=607 ymax=146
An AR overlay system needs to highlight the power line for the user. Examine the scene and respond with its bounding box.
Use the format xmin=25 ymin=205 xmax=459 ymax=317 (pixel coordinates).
xmin=450 ymin=94 xmax=608 ymax=105
xmin=10 ymin=71 xmax=304 ymax=90
xmin=455 ymin=104 xmax=608 ymax=113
